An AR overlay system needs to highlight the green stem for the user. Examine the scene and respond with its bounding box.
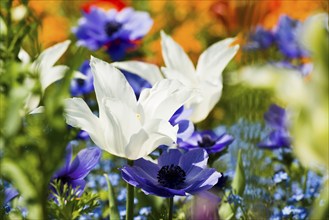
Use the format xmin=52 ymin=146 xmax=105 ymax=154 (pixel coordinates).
xmin=168 ymin=197 xmax=174 ymax=220
xmin=126 ymin=160 xmax=134 ymax=220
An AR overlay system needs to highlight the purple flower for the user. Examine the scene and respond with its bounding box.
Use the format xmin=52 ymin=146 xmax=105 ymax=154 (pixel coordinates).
xmin=71 ymin=61 xmax=94 ymax=96
xmin=245 ymin=26 xmax=275 ymax=50
xmin=178 ymin=130 xmax=234 ymax=154
xmin=4 ymin=188 xmax=19 ymax=204
xmin=169 ymin=106 xmax=194 ymax=142
xmin=120 ymin=149 xmax=221 ymax=197
xmin=274 ymin=15 xmax=309 ymax=59
xmin=73 ymin=7 xmax=153 ymax=60
xmin=76 ymin=130 xmax=90 ymax=140
xmin=258 ymin=104 xmax=291 ymax=149
xmin=52 ymin=143 xmax=101 ymax=195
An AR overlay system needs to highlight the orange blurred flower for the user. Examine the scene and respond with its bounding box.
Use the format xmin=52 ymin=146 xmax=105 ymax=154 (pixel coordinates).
xmin=29 ymin=0 xmax=70 ymax=48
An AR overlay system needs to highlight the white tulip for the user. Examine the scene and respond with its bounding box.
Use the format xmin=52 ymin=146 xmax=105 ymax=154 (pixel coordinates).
xmin=113 ymin=31 xmax=239 ymax=122
xmin=65 ymin=56 xmax=196 ymax=160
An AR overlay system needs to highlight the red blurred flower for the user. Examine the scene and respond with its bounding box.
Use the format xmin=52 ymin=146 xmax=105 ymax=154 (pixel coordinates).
xmin=82 ymin=0 xmax=126 ymax=13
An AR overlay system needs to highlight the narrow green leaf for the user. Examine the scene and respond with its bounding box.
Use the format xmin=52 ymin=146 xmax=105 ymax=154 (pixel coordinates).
xmin=219 ymin=149 xmax=245 ymax=220
xmin=232 ymin=150 xmax=246 ymax=196
xmin=104 ymin=174 xmax=120 ymax=220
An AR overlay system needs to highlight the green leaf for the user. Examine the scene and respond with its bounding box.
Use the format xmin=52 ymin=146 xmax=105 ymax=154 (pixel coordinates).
xmin=219 ymin=150 xmax=245 ymax=220
xmin=104 ymin=174 xmax=120 ymax=220
xmin=232 ymin=150 xmax=246 ymax=196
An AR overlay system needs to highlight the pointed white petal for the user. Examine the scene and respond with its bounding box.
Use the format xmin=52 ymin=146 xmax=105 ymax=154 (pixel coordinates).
xmin=161 ymin=67 xmax=197 ymax=87
xmin=124 ymin=119 xmax=178 ymax=160
xmin=18 ymin=48 xmax=31 ymax=64
xmin=29 ymin=106 xmax=45 ymax=114
xmin=189 ymin=82 xmax=222 ymax=122
xmin=40 ymin=65 xmax=68 ymax=91
xmin=35 ymin=40 xmax=71 ymax=71
xmin=138 ymin=79 xmax=197 ymax=121
xmin=103 ymin=97 xmax=141 ymax=146
xmin=161 ymin=31 xmax=195 ymax=75
xmin=64 ymin=98 xmax=106 ymax=148
xmin=112 ymin=61 xmax=163 ymax=85
xmin=25 ymin=93 xmax=40 ymax=113
xmin=90 ymin=56 xmax=137 ymax=118
xmin=196 ymin=38 xmax=239 ymax=81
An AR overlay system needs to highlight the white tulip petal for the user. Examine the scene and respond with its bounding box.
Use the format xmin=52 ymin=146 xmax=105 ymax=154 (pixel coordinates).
xmin=190 ymin=82 xmax=222 ymax=122
xmin=25 ymin=93 xmax=40 ymax=113
xmin=112 ymin=61 xmax=164 ymax=85
xmin=90 ymin=57 xmax=137 ymax=117
xmin=29 ymin=106 xmax=45 ymax=114
xmin=40 ymin=65 xmax=68 ymax=91
xmin=18 ymin=48 xmax=31 ymax=64
xmin=103 ymin=98 xmax=141 ymax=144
xmin=161 ymin=67 xmax=197 ymax=87
xmin=161 ymin=31 xmax=195 ymax=75
xmin=64 ymin=98 xmax=105 ymax=148
xmin=139 ymin=79 xmax=196 ymax=121
xmin=125 ymin=119 xmax=178 ymax=160
xmin=36 ymin=40 xmax=71 ymax=71
xmin=196 ymin=38 xmax=239 ymax=81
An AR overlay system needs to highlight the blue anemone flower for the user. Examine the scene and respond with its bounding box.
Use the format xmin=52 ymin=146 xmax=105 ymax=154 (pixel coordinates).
xmin=170 ymin=106 xmax=194 ymax=142
xmin=71 ymin=61 xmax=94 ymax=96
xmin=178 ymin=130 xmax=234 ymax=154
xmin=120 ymin=149 xmax=221 ymax=197
xmin=274 ymin=15 xmax=308 ymax=59
xmin=258 ymin=104 xmax=291 ymax=149
xmin=52 ymin=143 xmax=101 ymax=195
xmin=73 ymin=7 xmax=153 ymax=60
xmin=121 ymin=70 xmax=151 ymax=99
xmin=245 ymin=26 xmax=275 ymax=50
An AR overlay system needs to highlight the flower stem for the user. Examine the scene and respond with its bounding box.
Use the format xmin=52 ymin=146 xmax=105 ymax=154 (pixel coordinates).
xmin=126 ymin=160 xmax=134 ymax=220
xmin=168 ymin=197 xmax=174 ymax=220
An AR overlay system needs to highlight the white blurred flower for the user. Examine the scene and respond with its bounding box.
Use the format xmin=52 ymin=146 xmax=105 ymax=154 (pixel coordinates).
xmin=65 ymin=56 xmax=196 ymax=160
xmin=113 ymin=31 xmax=239 ymax=123
xmin=18 ymin=40 xmax=84 ymax=113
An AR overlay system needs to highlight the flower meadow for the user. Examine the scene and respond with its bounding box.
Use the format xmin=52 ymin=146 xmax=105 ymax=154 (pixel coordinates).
xmin=0 ymin=0 xmax=328 ymax=219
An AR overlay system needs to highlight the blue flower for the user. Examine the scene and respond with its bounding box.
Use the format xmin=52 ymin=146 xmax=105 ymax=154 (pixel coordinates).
xmin=169 ymin=106 xmax=194 ymax=142
xmin=121 ymin=70 xmax=151 ymax=99
xmin=1 ymin=187 xmax=19 ymax=213
xmin=178 ymin=130 xmax=234 ymax=154
xmin=258 ymin=104 xmax=291 ymax=149
xmin=76 ymin=130 xmax=90 ymax=141
xmin=271 ymin=61 xmax=313 ymax=76
xmin=52 ymin=143 xmax=101 ymax=195
xmin=4 ymin=187 xmax=19 ymax=204
xmin=73 ymin=7 xmax=153 ymax=60
xmin=274 ymin=15 xmax=309 ymax=59
xmin=245 ymin=26 xmax=275 ymax=50
xmin=71 ymin=61 xmax=94 ymax=96
xmin=121 ymin=149 xmax=221 ymax=197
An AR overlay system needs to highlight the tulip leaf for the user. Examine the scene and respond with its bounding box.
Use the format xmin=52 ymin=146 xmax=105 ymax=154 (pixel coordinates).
xmin=104 ymin=174 xmax=120 ymax=220
xmin=219 ymin=149 xmax=245 ymax=220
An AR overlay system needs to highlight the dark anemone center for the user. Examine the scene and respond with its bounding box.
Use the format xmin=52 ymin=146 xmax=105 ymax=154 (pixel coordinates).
xmin=76 ymin=78 xmax=85 ymax=86
xmin=105 ymin=21 xmax=122 ymax=36
xmin=197 ymin=134 xmax=216 ymax=148
xmin=157 ymin=164 xmax=186 ymax=189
